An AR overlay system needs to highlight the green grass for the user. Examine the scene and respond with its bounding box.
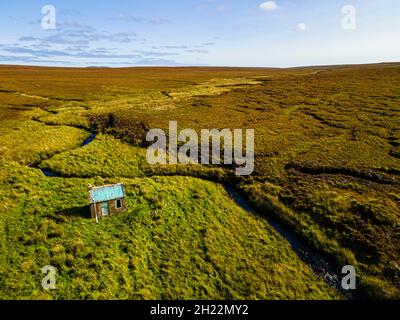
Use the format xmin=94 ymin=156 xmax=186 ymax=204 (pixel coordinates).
xmin=39 ymin=135 xmax=146 ymax=178
xmin=0 ymin=118 xmax=90 ymax=166
xmin=0 ymin=159 xmax=338 ymax=300
xmin=0 ymin=63 xmax=399 ymax=299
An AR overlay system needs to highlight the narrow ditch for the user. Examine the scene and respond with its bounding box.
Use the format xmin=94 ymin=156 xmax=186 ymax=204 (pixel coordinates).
xmin=286 ymin=162 xmax=399 ymax=185
xmin=224 ymin=185 xmax=361 ymax=300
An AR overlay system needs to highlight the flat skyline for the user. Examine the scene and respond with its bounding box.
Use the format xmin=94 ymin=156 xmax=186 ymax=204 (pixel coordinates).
xmin=1 ymin=0 xmax=399 ymax=68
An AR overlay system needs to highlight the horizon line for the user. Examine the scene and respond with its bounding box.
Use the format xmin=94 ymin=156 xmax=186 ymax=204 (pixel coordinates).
xmin=1 ymin=61 xmax=400 ymax=70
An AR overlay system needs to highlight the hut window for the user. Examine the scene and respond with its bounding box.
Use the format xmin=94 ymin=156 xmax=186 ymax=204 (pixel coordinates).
xmin=116 ymin=199 xmax=122 ymax=209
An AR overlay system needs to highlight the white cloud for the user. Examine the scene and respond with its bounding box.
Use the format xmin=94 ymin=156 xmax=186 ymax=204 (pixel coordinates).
xmin=260 ymin=1 xmax=278 ymax=12
xmin=297 ymin=23 xmax=309 ymax=31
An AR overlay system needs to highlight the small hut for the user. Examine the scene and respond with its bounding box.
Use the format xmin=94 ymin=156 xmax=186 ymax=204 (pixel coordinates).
xmin=88 ymin=183 xmax=127 ymax=221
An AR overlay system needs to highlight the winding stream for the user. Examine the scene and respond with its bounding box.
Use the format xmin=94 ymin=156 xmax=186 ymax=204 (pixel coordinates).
xmin=225 ymin=186 xmax=360 ymax=300
xmin=35 ymin=128 xmax=359 ymax=300
xmin=35 ymin=132 xmax=96 ymax=177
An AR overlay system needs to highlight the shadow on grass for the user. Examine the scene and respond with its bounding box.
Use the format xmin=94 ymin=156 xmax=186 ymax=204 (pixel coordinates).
xmin=60 ymin=205 xmax=91 ymax=219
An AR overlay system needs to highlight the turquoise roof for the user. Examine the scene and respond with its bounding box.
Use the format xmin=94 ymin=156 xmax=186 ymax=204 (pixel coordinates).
xmin=89 ymin=184 xmax=125 ymax=203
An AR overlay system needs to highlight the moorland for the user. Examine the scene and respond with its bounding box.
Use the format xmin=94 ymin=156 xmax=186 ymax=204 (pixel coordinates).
xmin=0 ymin=63 xmax=399 ymax=299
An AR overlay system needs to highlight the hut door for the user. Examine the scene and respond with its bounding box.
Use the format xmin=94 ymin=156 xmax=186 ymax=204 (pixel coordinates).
xmin=101 ymin=202 xmax=110 ymax=217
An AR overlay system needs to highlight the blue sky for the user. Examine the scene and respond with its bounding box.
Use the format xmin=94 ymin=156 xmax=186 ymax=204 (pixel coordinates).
xmin=0 ymin=0 xmax=399 ymax=67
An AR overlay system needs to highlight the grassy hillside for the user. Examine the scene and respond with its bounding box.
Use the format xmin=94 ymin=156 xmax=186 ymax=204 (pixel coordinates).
xmin=0 ymin=160 xmax=338 ymax=300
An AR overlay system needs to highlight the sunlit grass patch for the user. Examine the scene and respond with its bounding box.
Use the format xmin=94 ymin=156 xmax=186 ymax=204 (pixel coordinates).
xmin=0 ymin=120 xmax=90 ymax=165
xmin=166 ymin=78 xmax=263 ymax=100
xmin=40 ymin=134 xmax=145 ymax=178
